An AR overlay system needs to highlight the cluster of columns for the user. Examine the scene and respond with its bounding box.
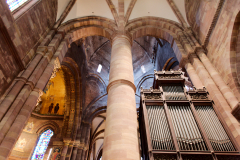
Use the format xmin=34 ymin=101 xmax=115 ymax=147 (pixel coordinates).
xmin=58 ymin=33 xmax=240 ymax=160
xmin=0 ymin=30 xmax=70 ymax=159
xmin=0 ymin=28 xmax=240 ymax=160
xmin=183 ymin=49 xmax=240 ymax=146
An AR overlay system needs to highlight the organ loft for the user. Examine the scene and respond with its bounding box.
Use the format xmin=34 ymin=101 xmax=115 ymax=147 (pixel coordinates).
xmin=0 ymin=0 xmax=240 ymax=160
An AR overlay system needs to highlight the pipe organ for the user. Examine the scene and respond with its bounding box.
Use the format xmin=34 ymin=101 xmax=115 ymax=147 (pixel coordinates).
xmin=139 ymin=70 xmax=240 ymax=160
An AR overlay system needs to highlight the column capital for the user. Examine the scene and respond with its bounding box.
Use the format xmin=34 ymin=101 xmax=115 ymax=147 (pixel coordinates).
xmin=111 ymin=31 xmax=132 ymax=46
xmin=179 ymin=56 xmax=189 ymax=68
xmin=195 ymin=47 xmax=206 ymax=55
xmin=63 ymin=138 xmax=72 ymax=146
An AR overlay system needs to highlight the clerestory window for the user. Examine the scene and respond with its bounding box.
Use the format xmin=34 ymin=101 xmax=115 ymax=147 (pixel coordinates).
xmin=31 ymin=129 xmax=54 ymax=160
xmin=7 ymin=0 xmax=31 ymax=12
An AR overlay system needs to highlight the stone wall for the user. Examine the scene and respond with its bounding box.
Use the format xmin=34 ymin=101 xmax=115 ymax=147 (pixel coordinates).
xmin=14 ymin=0 xmax=57 ymax=65
xmin=0 ymin=31 xmax=20 ymax=98
xmin=0 ymin=0 xmax=57 ymax=99
xmin=206 ymin=0 xmax=240 ymax=101
xmin=185 ymin=0 xmax=219 ymax=44
xmin=9 ymin=117 xmax=63 ymax=160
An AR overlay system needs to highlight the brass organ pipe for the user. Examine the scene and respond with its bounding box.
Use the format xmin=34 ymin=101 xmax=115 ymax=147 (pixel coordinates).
xmin=174 ymin=106 xmax=188 ymax=150
xmin=206 ymin=106 xmax=233 ymax=151
xmin=160 ymin=107 xmax=173 ymax=150
xmin=169 ymin=106 xmax=184 ymax=149
xmin=152 ymin=106 xmax=162 ymax=149
xmin=207 ymin=107 xmax=229 ymax=151
xmin=185 ymin=106 xmax=206 ymax=151
xmin=176 ymin=106 xmax=193 ymax=150
xmin=156 ymin=106 xmax=165 ymax=149
xmin=177 ymin=106 xmax=194 ymax=150
xmin=146 ymin=106 xmax=155 ymax=148
xmin=154 ymin=106 xmax=164 ymax=149
xmin=195 ymin=106 xmax=235 ymax=151
xmin=156 ymin=106 xmax=165 ymax=150
xmin=202 ymin=107 xmax=225 ymax=151
xmin=181 ymin=106 xmax=199 ymax=150
xmin=169 ymin=86 xmax=173 ymax=100
xmin=184 ymin=106 xmax=206 ymax=151
xmin=209 ymin=107 xmax=234 ymax=151
xmin=172 ymin=106 xmax=188 ymax=150
xmin=184 ymin=106 xmax=202 ymax=150
xmin=151 ymin=106 xmax=158 ymax=149
xmin=150 ymin=106 xmax=159 ymax=149
xmin=197 ymin=106 xmax=218 ymax=150
xmin=209 ymin=107 xmax=235 ymax=151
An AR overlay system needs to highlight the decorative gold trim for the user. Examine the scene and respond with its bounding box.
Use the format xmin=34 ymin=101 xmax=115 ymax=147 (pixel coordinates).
xmin=107 ymin=79 xmax=136 ymax=93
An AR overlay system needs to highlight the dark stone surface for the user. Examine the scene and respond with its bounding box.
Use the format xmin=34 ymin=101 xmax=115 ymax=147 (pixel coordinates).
xmin=0 ymin=31 xmax=20 ymax=98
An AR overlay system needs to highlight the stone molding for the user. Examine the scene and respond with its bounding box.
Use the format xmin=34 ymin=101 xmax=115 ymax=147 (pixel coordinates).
xmin=107 ymin=79 xmax=136 ymax=93
xmin=111 ymin=32 xmax=132 ymax=45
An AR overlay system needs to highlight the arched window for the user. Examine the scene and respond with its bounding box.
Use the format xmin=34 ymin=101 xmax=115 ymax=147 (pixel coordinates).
xmin=31 ymin=129 xmax=54 ymax=160
xmin=6 ymin=0 xmax=30 ymax=11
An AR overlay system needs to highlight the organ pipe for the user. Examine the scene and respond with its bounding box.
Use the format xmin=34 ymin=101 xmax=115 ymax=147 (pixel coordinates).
xmin=140 ymin=70 xmax=239 ymax=160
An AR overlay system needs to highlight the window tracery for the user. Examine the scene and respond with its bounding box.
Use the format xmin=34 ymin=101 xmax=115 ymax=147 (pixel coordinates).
xmin=31 ymin=129 xmax=54 ymax=160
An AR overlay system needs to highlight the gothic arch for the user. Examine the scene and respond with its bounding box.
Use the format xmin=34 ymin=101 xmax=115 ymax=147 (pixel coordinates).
xmin=61 ymin=57 xmax=82 ymax=139
xmin=126 ymin=17 xmax=190 ymax=63
xmin=58 ymin=17 xmax=116 ymax=43
xmin=35 ymin=121 xmax=60 ymax=137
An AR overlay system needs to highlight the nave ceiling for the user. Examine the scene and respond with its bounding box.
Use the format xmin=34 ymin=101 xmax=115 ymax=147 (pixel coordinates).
xmin=56 ymin=0 xmax=188 ymax=26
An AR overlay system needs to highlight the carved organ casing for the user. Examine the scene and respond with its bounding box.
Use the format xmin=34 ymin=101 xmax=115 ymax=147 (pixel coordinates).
xmin=139 ymin=71 xmax=240 ymax=160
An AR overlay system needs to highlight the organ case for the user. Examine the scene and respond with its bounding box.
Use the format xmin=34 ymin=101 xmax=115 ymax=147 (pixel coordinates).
xmin=139 ymin=70 xmax=240 ymax=160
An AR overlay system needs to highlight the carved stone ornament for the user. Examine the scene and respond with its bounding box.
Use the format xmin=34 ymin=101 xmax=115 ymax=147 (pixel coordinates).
xmin=144 ymin=93 xmax=161 ymax=100
xmin=158 ymin=75 xmax=181 ymax=79
xmin=190 ymin=93 xmax=208 ymax=100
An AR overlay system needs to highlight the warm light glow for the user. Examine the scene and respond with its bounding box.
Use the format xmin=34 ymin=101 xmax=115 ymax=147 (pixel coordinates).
xmin=47 ymin=148 xmax=52 ymax=160
xmin=97 ymin=64 xmax=102 ymax=73
xmin=7 ymin=0 xmax=29 ymax=11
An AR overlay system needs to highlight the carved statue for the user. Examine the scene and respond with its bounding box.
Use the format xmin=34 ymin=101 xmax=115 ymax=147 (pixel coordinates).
xmin=48 ymin=103 xmax=54 ymax=114
xmin=54 ymin=103 xmax=60 ymax=114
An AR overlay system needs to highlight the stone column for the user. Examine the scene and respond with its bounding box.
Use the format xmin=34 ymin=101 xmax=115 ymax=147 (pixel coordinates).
xmin=189 ymin=53 xmax=240 ymax=145
xmin=70 ymin=146 xmax=78 ymax=160
xmin=196 ymin=50 xmax=239 ymax=109
xmin=60 ymin=140 xmax=70 ymax=160
xmin=102 ymin=34 xmax=140 ymax=160
xmin=184 ymin=59 xmax=204 ymax=89
xmin=0 ymin=50 xmax=46 ymax=120
xmin=76 ymin=148 xmax=83 ymax=160
xmin=65 ymin=142 xmax=73 ymax=160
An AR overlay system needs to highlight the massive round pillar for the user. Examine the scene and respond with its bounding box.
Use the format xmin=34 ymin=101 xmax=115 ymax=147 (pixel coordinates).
xmin=102 ymin=34 xmax=140 ymax=160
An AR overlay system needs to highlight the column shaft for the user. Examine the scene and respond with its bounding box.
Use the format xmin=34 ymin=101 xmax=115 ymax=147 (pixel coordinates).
xmin=71 ymin=147 xmax=78 ymax=160
xmin=102 ymin=35 xmax=140 ymax=160
xmin=185 ymin=60 xmax=204 ymax=89
xmin=197 ymin=51 xmax=239 ymax=109
xmin=190 ymin=54 xmax=240 ymax=145
xmin=60 ymin=144 xmax=69 ymax=160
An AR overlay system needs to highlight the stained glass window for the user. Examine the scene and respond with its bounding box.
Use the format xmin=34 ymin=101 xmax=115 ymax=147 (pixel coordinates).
xmin=31 ymin=129 xmax=54 ymax=160
xmin=7 ymin=0 xmax=30 ymax=12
